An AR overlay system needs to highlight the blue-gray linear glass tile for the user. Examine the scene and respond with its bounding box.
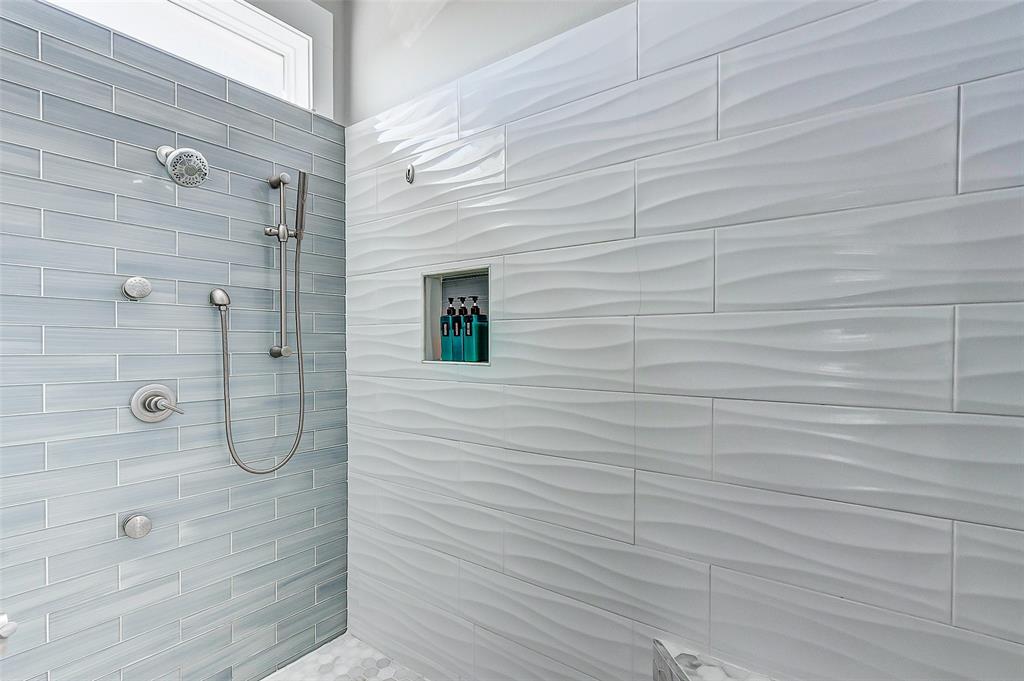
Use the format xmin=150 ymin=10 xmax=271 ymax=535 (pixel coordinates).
xmin=277 ymin=555 xmax=346 ymax=600
xmin=0 ymin=354 xmax=115 ymax=385
xmin=0 ymin=559 xmax=45 ymax=597
xmin=118 ymin=353 xmax=221 ymax=380
xmin=1 ymin=49 xmax=111 ymax=110
xmin=48 ymin=475 xmax=179 ymax=526
xmin=116 ymin=250 xmax=228 ymax=285
xmin=181 ymin=583 xmax=275 ymax=639
xmin=0 ymin=620 xmax=119 ymax=681
xmin=47 ymin=526 xmax=179 ymax=582
xmin=0 ymin=462 xmax=114 ymax=507
xmin=114 ymin=89 xmax=227 ymax=144
xmin=0 ymin=173 xmax=114 ymax=217
xmin=113 ymin=34 xmax=226 ymax=98
xmin=46 ymin=428 xmax=177 ymax=468
xmin=178 ymin=134 xmax=273 ymax=178
xmin=275 ymin=121 xmax=344 ymax=159
xmin=177 ymin=85 xmax=273 ymax=137
xmin=0 ymin=140 xmax=39 ymax=176
xmin=116 ymin=195 xmax=228 ymax=237
xmin=1 ymin=233 xmax=113 ymax=272
xmin=41 ymin=35 xmax=174 ymax=104
xmin=233 ymin=549 xmax=315 ymax=596
xmin=42 ymin=152 xmax=175 ymax=204
xmin=181 ymin=541 xmax=275 ymax=593
xmin=43 ymin=94 xmax=171 ymax=150
xmin=227 ymin=80 xmax=311 ymax=131
xmin=42 ymin=269 xmax=175 ymax=303
xmin=0 ymin=203 xmax=41 ymax=235
xmin=311 ymin=194 xmax=344 ymax=220
xmin=0 ymin=409 xmax=117 ymax=446
xmin=44 ymin=210 xmax=176 ymax=253
xmin=0 ymin=325 xmax=41 ymax=354
xmin=178 ymin=233 xmax=275 ymax=268
xmin=178 ymin=188 xmax=274 ymax=224
xmin=122 ymin=580 xmax=232 ymax=639
xmin=178 ymin=280 xmax=274 ymax=308
xmin=46 ymin=327 xmax=176 ymax=355
xmin=0 ymin=501 xmax=45 ymax=538
xmin=231 ymin=471 xmax=312 ymax=509
xmin=0 ymin=79 xmax=41 ymax=118
xmin=311 ymin=115 xmax=345 ymax=145
xmin=48 ymin=573 xmax=179 ymax=639
xmin=49 ymin=621 xmax=180 ymax=681
xmin=0 ymin=1 xmax=109 ymax=54
xmin=0 ymin=515 xmax=114 ymax=567
xmin=1 ymin=110 xmax=114 ymax=165
xmin=0 ymin=18 xmax=38 ymax=57
xmin=229 ymin=127 xmax=312 ymax=171
xmin=121 ymin=534 xmax=231 ymax=588
xmin=116 ymin=302 xmax=222 ymax=331
xmin=307 ymin=174 xmax=345 ymax=201
xmin=0 ymin=385 xmax=44 ymax=415
xmin=0 ymin=442 xmax=45 ymax=476
xmin=312 ymin=154 xmax=344 ymax=183
xmin=46 ymin=378 xmax=177 ymax=414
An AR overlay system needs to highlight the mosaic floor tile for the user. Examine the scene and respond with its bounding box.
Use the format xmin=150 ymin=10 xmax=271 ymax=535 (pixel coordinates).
xmin=267 ymin=632 xmax=428 ymax=681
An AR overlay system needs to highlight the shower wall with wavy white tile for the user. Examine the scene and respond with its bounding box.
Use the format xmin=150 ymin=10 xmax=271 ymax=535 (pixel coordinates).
xmin=345 ymin=2 xmax=1024 ymax=679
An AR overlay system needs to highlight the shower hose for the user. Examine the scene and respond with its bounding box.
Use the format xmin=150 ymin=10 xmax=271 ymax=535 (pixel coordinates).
xmin=215 ymin=238 xmax=306 ymax=475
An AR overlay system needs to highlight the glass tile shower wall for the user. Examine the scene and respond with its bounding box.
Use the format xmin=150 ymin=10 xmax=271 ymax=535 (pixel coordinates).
xmin=0 ymin=2 xmax=347 ymax=680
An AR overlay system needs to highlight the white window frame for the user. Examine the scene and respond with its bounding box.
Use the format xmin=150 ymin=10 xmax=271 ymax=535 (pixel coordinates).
xmin=49 ymin=0 xmax=313 ymax=110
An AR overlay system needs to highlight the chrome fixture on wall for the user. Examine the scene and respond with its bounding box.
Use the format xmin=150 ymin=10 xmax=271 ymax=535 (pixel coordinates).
xmin=156 ymin=145 xmax=209 ymax=187
xmin=122 ymin=514 xmax=153 ymax=539
xmin=129 ymin=383 xmax=183 ymax=423
xmin=210 ymin=171 xmax=309 ymax=475
xmin=121 ymin=276 xmax=152 ymax=301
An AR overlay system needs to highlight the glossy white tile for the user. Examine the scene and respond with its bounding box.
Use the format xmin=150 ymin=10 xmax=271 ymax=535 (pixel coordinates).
xmin=954 ymin=522 xmax=1024 ymax=644
xmin=347 ymin=204 xmax=457 ymax=275
xmin=955 ymin=302 xmax=1024 ymax=416
xmin=637 ymin=89 xmax=957 ymax=236
xmin=960 ymin=70 xmax=1024 ymax=193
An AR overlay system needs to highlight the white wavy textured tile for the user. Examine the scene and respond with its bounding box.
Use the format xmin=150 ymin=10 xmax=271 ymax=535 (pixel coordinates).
xmin=346 ymin=204 xmax=457 ymax=276
xmin=349 ymin=571 xmax=473 ymax=681
xmin=711 ymin=568 xmax=1024 ymax=681
xmin=346 ymin=270 xmax=421 ymax=326
xmin=487 ymin=317 xmax=634 ymax=391
xmin=457 ymin=164 xmax=635 ymax=260
xmin=954 ymin=523 xmax=1024 ymax=644
xmin=637 ymin=89 xmax=957 ymax=236
xmin=460 ymin=442 xmax=634 ymax=541
xmin=345 ymin=168 xmax=376 ymax=226
xmin=473 ymin=626 xmax=599 ymax=681
xmin=506 ymin=58 xmax=717 ymax=187
xmin=714 ymin=400 xmax=1024 ymax=530
xmin=459 ymin=561 xmax=634 ymax=681
xmin=635 ymin=394 xmax=713 ymax=478
xmin=502 ymin=232 xmax=714 ymax=318
xmin=503 ymin=515 xmax=708 ymax=640
xmin=348 ymin=425 xmax=460 ymax=497
xmin=349 ymin=524 xmax=459 ymax=613
xmin=719 ymin=1 xmax=1024 ymax=136
xmin=716 ymin=188 xmax=1024 ymax=310
xmin=955 ymin=302 xmax=1024 ymax=416
xmin=635 ymin=307 xmax=954 ymax=410
xmin=458 ymin=5 xmax=637 ymax=138
xmin=346 ymin=376 xmax=504 ymax=446
xmin=345 ymin=83 xmax=458 ymax=175
xmin=961 ymin=70 xmax=1024 ymax=193
xmin=347 ymin=473 xmax=382 ymax=528
xmin=346 ymin=323 xmax=464 ymax=381
xmin=637 ymin=473 xmax=952 ymax=620
xmin=375 ymin=129 xmax=504 ymax=218
xmin=637 ymin=0 xmax=863 ymax=78
xmin=376 ymin=481 xmax=503 ymax=569
xmin=503 ymin=385 xmax=635 ymax=468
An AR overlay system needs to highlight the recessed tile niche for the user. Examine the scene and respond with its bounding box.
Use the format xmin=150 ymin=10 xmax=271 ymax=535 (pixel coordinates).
xmin=423 ymin=267 xmax=490 ymax=364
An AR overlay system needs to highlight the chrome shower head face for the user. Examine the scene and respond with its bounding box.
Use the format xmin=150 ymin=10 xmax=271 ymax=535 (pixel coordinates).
xmin=210 ymin=288 xmax=231 ymax=307
xmin=156 ymin=145 xmax=209 ymax=187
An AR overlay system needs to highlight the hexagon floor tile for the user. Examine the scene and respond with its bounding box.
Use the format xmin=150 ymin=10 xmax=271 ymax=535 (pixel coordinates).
xmin=267 ymin=632 xmax=429 ymax=681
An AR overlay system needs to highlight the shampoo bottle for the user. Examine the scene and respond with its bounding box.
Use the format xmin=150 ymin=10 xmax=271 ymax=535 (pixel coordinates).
xmin=451 ymin=296 xmax=467 ymax=361
xmin=463 ymin=295 xmax=488 ymax=362
xmin=440 ymin=297 xmax=456 ymax=361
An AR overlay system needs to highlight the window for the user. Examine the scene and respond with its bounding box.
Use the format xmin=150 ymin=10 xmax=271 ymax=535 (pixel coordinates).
xmin=49 ymin=0 xmax=313 ymax=109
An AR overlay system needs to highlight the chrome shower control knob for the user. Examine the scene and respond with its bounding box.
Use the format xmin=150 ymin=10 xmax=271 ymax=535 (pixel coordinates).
xmin=121 ymin=276 xmax=152 ymax=301
xmin=130 ymin=384 xmax=183 ymax=423
xmin=405 ymin=163 xmax=415 ymax=184
xmin=123 ymin=514 xmax=152 ymax=539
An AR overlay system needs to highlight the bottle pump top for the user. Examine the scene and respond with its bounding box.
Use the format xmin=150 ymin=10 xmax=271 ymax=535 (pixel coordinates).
xmin=457 ymin=297 xmax=468 ymax=315
xmin=446 ymin=297 xmax=456 ymax=315
xmin=471 ymin=296 xmax=481 ymax=315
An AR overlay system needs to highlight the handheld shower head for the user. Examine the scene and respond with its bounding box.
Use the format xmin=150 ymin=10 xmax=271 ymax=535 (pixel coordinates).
xmin=210 ymin=288 xmax=231 ymax=308
xmin=156 ymin=145 xmax=209 ymax=187
xmin=294 ymin=171 xmax=308 ymax=239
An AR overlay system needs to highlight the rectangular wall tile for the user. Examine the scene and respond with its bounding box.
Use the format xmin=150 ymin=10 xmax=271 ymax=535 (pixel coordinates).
xmin=347 ymin=204 xmax=457 ymax=275
xmin=716 ymin=189 xmax=1024 ymax=310
xmin=507 ymin=57 xmax=716 ymax=187
xmin=719 ymin=1 xmax=1024 ymax=136
xmin=710 ymin=568 xmax=1024 ymax=681
xmin=714 ymin=400 xmax=1024 ymax=530
xmin=42 ymin=152 xmax=175 ymax=204
xmin=955 ymin=302 xmax=1024 ymax=416
xmin=0 ymin=79 xmax=41 ymax=118
xmin=960 ymin=70 xmax=1024 ymax=193
xmin=114 ymin=88 xmax=227 ymax=144
xmin=637 ymin=472 xmax=952 ymax=620
xmin=112 ymin=34 xmax=225 ymax=97
xmin=41 ymin=35 xmax=174 ymax=104
xmin=459 ymin=5 xmax=637 ymax=137
xmin=1 ymin=48 xmax=112 ymax=110
xmin=637 ymin=89 xmax=957 ymax=236
xmin=1 ymin=109 xmax=113 ymax=164
xmin=954 ymin=522 xmax=1024 ymax=643
xmin=636 ymin=307 xmax=954 ymax=410
xmin=0 ymin=1 xmax=109 ymax=54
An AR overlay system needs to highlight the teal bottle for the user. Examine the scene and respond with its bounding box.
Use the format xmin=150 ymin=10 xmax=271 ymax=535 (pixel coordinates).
xmin=440 ymin=297 xmax=456 ymax=361
xmin=451 ymin=297 xmax=467 ymax=361
xmin=463 ymin=295 xmax=488 ymax=362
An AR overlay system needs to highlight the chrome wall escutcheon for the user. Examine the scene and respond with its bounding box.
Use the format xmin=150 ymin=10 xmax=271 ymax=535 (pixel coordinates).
xmin=405 ymin=163 xmax=415 ymax=184
xmin=123 ymin=514 xmax=152 ymax=539
xmin=121 ymin=276 xmax=152 ymax=301
xmin=129 ymin=384 xmax=184 ymax=422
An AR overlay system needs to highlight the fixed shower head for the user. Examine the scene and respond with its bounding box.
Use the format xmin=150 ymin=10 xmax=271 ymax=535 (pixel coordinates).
xmin=210 ymin=288 xmax=231 ymax=308
xmin=156 ymin=145 xmax=209 ymax=187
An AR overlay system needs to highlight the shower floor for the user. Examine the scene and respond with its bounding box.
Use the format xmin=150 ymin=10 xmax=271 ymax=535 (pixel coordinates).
xmin=267 ymin=632 xmax=428 ymax=681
